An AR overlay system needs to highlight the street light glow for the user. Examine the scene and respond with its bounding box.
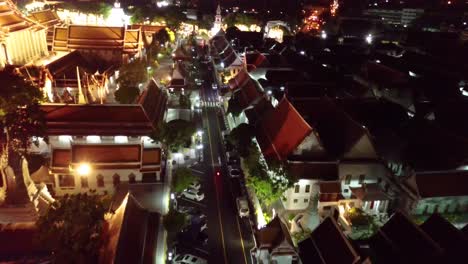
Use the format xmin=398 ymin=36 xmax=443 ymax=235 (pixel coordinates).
xmin=76 ymin=163 xmax=91 ymax=176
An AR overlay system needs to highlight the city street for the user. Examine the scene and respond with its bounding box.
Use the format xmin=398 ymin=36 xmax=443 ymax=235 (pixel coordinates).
xmin=197 ymin=63 xmax=254 ymax=264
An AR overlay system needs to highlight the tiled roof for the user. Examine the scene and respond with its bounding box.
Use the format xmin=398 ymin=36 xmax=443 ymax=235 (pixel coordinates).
xmin=255 ymin=216 xmax=294 ymax=250
xmin=27 ymin=9 xmax=60 ymax=27
xmin=420 ymin=213 xmax=468 ymax=262
xmin=319 ymin=181 xmax=344 ymax=202
xmin=298 ymin=217 xmax=360 ymax=264
xmin=40 ymin=104 xmax=153 ymax=136
xmin=292 ymin=98 xmax=365 ymax=159
xmin=228 ymin=69 xmax=250 ymax=90
xmin=369 ymin=211 xmax=444 ymax=264
xmin=234 ymin=79 xmax=263 ymax=110
xmin=100 ymin=194 xmax=159 ymax=264
xmin=350 ymin=183 xmax=390 ymax=201
xmin=0 ymin=0 xmax=44 ymax=33
xmin=415 ymin=170 xmax=468 ymax=198
xmin=71 ymin=145 xmax=142 ymax=164
xmin=256 ymin=98 xmax=312 ymax=161
xmin=142 ymin=148 xmax=161 ymax=166
xmin=287 ymin=161 xmax=338 ymax=181
xmin=138 ymin=79 xmax=168 ymax=124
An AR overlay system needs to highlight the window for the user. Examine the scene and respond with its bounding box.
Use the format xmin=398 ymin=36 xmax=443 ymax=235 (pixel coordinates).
xmin=128 ymin=173 xmax=136 ymax=184
xmin=294 ymin=185 xmax=300 ymax=193
xmin=293 ymin=199 xmax=298 ymax=203
xmin=344 ymin=189 xmax=349 ymax=193
xmin=97 ymin=174 xmax=104 ymax=188
xmin=359 ymin=174 xmax=365 ymax=184
xmin=113 ymin=174 xmax=120 ymax=187
xmin=377 ymin=177 xmax=382 ymax=183
xmin=58 ymin=175 xmax=75 ymax=188
xmin=345 ymin=174 xmax=351 ymax=184
xmin=304 ymin=199 xmax=309 ymax=203
xmin=305 ymin=185 xmax=311 ymax=193
xmin=81 ymin=176 xmax=88 ymax=188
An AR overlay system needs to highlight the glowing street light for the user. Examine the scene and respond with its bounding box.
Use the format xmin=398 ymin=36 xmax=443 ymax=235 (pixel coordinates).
xmin=76 ymin=163 xmax=91 ymax=176
xmin=365 ymin=34 xmax=373 ymax=44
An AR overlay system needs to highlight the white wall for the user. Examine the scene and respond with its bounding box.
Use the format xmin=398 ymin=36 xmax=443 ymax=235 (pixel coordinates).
xmin=339 ymin=162 xmax=387 ymax=199
xmin=282 ymin=179 xmax=317 ymax=211
xmin=413 ymin=196 xmax=468 ymax=215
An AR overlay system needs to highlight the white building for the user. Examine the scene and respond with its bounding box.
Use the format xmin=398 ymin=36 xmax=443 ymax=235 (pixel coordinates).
xmin=0 ymin=0 xmax=48 ymax=69
xmin=30 ymin=81 xmax=168 ymax=197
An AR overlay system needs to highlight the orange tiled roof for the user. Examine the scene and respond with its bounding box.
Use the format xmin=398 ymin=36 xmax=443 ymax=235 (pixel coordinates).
xmin=0 ymin=0 xmax=44 ymax=33
xmin=256 ymin=98 xmax=312 ymax=161
xmin=40 ymin=104 xmax=153 ymax=136
xmin=228 ymin=69 xmax=250 ymax=90
xmin=142 ymin=148 xmax=161 ymax=166
xmin=71 ymin=145 xmax=141 ymax=164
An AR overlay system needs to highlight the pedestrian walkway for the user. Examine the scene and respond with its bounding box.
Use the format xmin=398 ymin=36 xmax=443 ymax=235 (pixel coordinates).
xmin=200 ymin=100 xmax=220 ymax=107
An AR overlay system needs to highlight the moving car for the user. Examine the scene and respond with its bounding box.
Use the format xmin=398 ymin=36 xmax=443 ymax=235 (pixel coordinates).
xmin=173 ymin=254 xmax=207 ymax=264
xmin=236 ymin=197 xmax=250 ymax=218
xmin=212 ymin=83 xmax=218 ymax=90
xmin=175 ymin=206 xmax=200 ymax=215
xmin=179 ymin=189 xmax=204 ymax=201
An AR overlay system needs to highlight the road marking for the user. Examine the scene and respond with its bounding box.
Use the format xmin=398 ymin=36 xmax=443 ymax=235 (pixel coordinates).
xmin=190 ymin=168 xmax=205 ymax=174
xmin=213 ymin=102 xmax=249 ymax=264
xmin=203 ymin=94 xmax=229 ymax=264
xmin=178 ymin=197 xmax=207 ymax=207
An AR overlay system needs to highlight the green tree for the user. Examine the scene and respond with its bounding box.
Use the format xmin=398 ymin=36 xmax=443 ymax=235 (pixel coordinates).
xmin=291 ymin=228 xmax=312 ymax=246
xmin=150 ymin=119 xmax=196 ymax=152
xmin=116 ymin=60 xmax=148 ymax=88
xmin=0 ymin=69 xmax=47 ymax=153
xmin=164 ymin=7 xmax=187 ymax=31
xmin=154 ymin=28 xmax=170 ymax=45
xmin=172 ymin=167 xmax=197 ymax=193
xmin=163 ymin=209 xmax=188 ymax=241
xmin=228 ymin=123 xmax=254 ymax=157
xmin=36 ymin=193 xmax=108 ymax=264
xmin=246 ymin=175 xmax=284 ymax=207
xmin=114 ymin=86 xmax=140 ymax=104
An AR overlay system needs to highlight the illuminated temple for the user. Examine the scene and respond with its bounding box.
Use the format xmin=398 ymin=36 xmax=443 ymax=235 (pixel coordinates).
xmin=0 ymin=0 xmax=48 ymax=69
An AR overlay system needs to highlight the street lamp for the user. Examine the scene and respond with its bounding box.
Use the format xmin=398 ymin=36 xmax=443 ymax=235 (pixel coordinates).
xmin=76 ymin=163 xmax=91 ymax=176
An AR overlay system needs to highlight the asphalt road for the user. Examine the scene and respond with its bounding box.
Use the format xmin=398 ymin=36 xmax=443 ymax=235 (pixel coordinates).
xmin=199 ymin=67 xmax=254 ymax=264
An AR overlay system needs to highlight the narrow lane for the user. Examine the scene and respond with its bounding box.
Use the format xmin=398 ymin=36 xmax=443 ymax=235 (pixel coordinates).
xmin=200 ymin=82 xmax=253 ymax=264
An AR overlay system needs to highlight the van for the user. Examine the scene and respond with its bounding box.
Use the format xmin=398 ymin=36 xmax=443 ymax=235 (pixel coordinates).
xmin=236 ymin=197 xmax=250 ymax=218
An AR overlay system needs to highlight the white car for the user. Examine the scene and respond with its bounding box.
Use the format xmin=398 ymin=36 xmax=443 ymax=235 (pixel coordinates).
xmin=236 ymin=197 xmax=250 ymax=218
xmin=173 ymin=254 xmax=207 ymax=264
xmin=189 ymin=181 xmax=201 ymax=191
xmin=228 ymin=166 xmax=241 ymax=178
xmin=212 ymin=83 xmax=218 ymax=90
xmin=179 ymin=189 xmax=204 ymax=201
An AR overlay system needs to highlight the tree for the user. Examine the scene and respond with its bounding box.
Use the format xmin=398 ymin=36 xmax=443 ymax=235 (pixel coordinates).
xmin=164 ymin=7 xmax=186 ymax=31
xmin=227 ymin=96 xmax=243 ymax=117
xmin=150 ymin=119 xmax=196 ymax=152
xmin=0 ymin=69 xmax=47 ymax=153
xmin=163 ymin=209 xmax=188 ymax=239
xmin=172 ymin=167 xmax=197 ymax=193
xmin=36 ymin=193 xmax=108 ymax=264
xmin=114 ymin=86 xmax=140 ymax=104
xmin=116 ymin=60 xmax=148 ymax=88
xmin=228 ymin=123 xmax=254 ymax=157
xmin=115 ymin=60 xmax=147 ymax=104
xmin=154 ymin=28 xmax=170 ymax=45
xmin=246 ymin=175 xmax=284 ymax=207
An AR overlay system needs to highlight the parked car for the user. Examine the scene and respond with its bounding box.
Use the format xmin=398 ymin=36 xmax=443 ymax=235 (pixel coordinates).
xmin=189 ymin=181 xmax=201 ymax=191
xmin=173 ymin=254 xmax=207 ymax=264
xmin=212 ymin=83 xmax=218 ymax=90
xmin=175 ymin=206 xmax=200 ymax=215
xmin=228 ymin=166 xmax=241 ymax=178
xmin=236 ymin=197 xmax=250 ymax=218
xmin=179 ymin=189 xmax=205 ymax=201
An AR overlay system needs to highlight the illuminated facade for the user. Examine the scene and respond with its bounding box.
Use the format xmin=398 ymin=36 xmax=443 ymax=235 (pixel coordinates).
xmin=211 ymin=4 xmax=222 ymax=36
xmin=0 ymin=0 xmax=48 ymax=69
xmin=30 ymin=83 xmax=167 ymax=196
xmin=52 ymin=25 xmax=143 ymax=64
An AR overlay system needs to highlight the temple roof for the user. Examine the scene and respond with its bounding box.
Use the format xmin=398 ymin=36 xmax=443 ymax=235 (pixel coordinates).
xmin=256 ymin=98 xmax=312 ymax=161
xmin=40 ymin=104 xmax=154 ymax=136
xmin=0 ymin=0 xmax=45 ymax=33
xmin=299 ymin=217 xmax=361 ymax=264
